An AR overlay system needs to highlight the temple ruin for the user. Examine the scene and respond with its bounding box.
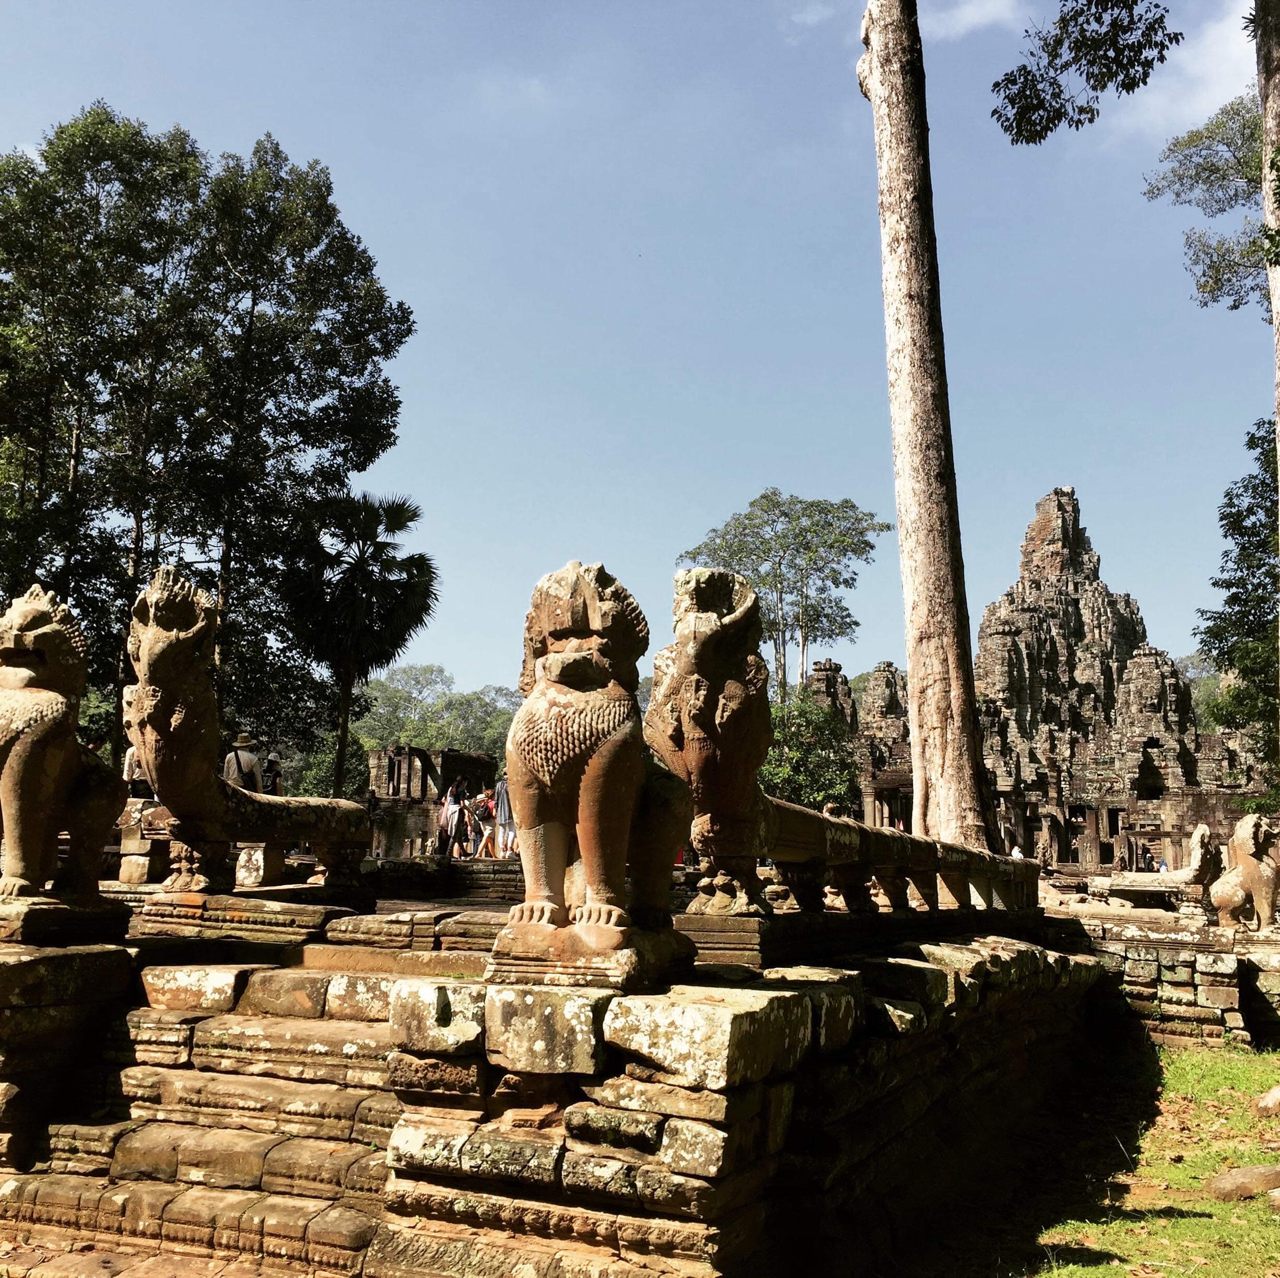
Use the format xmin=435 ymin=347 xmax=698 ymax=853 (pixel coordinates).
xmin=811 ymin=488 xmax=1264 ymax=874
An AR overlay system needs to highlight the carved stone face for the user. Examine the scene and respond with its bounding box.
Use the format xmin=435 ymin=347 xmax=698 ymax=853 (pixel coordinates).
xmin=0 ymin=586 xmax=87 ymax=697
xmin=128 ymin=568 xmax=217 ymax=688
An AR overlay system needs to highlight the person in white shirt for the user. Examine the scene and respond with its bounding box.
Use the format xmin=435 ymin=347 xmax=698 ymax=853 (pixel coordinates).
xmin=223 ymin=732 xmax=263 ymax=793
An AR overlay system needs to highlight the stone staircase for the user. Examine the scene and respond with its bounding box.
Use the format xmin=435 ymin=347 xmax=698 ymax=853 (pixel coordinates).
xmin=0 ymin=943 xmax=479 ymax=1276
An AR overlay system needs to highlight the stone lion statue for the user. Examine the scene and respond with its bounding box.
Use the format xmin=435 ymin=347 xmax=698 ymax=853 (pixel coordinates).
xmin=0 ymin=586 xmax=126 ymax=898
xmin=505 ymin=561 xmax=674 ymax=946
xmin=1209 ymin=813 xmax=1280 ymax=930
xmin=123 ymin=567 xmax=370 ymax=893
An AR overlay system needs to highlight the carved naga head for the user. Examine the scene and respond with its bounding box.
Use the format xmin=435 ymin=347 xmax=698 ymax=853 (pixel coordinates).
xmin=520 ymin=561 xmax=649 ymax=694
xmin=128 ymin=567 xmax=218 ymax=690
xmin=0 ymin=585 xmax=88 ymax=698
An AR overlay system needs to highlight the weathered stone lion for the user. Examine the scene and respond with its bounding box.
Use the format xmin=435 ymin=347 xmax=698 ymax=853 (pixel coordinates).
xmin=0 ymin=586 xmax=126 ymax=898
xmin=123 ymin=568 xmax=371 ymax=893
xmin=1209 ymin=813 xmax=1280 ymax=930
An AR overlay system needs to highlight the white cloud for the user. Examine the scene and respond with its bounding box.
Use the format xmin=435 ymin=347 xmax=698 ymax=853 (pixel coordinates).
xmin=1108 ymin=0 xmax=1255 ymax=138
xmin=918 ymin=0 xmax=1027 ymax=42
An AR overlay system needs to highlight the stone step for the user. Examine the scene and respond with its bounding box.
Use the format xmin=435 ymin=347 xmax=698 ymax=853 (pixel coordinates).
xmin=140 ymin=964 xmax=275 ymax=1014
xmin=189 ymin=1014 xmax=396 ymax=1089
xmin=0 ymin=1173 xmax=376 ymax=1274
xmin=119 ymin=1066 xmax=386 ymax=1144
xmin=293 ymin=944 xmax=487 ymax=978
xmin=104 ymin=1122 xmax=384 ymax=1206
xmin=235 ymin=969 xmax=395 ymax=1021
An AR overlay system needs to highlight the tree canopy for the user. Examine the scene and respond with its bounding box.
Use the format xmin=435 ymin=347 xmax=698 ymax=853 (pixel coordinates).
xmin=354 ymin=665 xmax=521 ymax=761
xmin=0 ymin=103 xmax=415 ymax=758
xmin=1195 ymin=419 xmax=1280 ymax=773
xmin=992 ymin=1 xmax=1184 ymax=144
xmin=757 ymin=690 xmax=861 ymax=813
xmin=1144 ymin=92 xmax=1268 ymax=317
xmin=679 ymin=488 xmax=889 ymax=699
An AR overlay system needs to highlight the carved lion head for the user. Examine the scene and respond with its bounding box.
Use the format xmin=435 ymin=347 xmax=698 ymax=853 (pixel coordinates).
xmin=0 ymin=585 xmax=88 ymax=698
xmin=128 ymin=567 xmax=218 ymax=688
xmin=1230 ymin=813 xmax=1280 ymax=867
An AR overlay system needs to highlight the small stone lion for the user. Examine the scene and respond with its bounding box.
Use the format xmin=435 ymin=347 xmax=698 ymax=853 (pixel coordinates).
xmin=0 ymin=586 xmax=126 ymax=898
xmin=1209 ymin=813 xmax=1280 ymax=931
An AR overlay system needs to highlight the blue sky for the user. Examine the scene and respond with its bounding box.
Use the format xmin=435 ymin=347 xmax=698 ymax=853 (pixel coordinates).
xmin=0 ymin=0 xmax=1264 ymax=692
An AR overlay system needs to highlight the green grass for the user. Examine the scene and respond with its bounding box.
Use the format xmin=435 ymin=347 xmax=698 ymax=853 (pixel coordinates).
xmin=904 ymin=1038 xmax=1280 ymax=1277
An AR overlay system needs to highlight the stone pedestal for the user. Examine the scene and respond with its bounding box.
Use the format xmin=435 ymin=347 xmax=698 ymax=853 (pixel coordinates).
xmin=0 ymin=897 xmax=130 ymax=946
xmin=487 ymin=923 xmax=696 ymax=991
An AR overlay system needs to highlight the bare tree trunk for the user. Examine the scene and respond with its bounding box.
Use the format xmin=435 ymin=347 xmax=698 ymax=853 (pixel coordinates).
xmin=857 ymin=0 xmax=999 ymax=851
xmin=332 ymin=665 xmax=354 ymax=799
xmin=1257 ymin=0 xmax=1280 ymax=770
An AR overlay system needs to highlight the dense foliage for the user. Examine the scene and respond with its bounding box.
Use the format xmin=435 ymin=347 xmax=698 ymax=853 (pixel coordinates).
xmin=992 ymin=1 xmax=1183 ymax=144
xmin=0 ymin=103 xmax=415 ymax=759
xmin=680 ymin=488 xmax=888 ymax=699
xmin=1195 ymin=420 xmax=1279 ymax=774
xmin=354 ymin=665 xmax=521 ymax=761
xmin=757 ymin=690 xmax=860 ymax=813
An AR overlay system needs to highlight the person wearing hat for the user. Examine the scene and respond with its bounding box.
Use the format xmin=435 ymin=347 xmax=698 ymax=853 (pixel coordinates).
xmin=224 ymin=732 xmax=264 ymax=793
xmin=262 ymin=751 xmax=284 ymax=797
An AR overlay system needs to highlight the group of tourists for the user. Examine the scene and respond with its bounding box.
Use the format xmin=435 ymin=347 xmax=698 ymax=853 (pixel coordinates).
xmin=437 ymin=776 xmax=517 ymax=859
xmin=218 ymin=732 xmax=284 ymax=796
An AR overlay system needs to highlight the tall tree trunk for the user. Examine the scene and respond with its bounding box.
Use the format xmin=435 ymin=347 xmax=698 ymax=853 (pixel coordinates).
xmin=215 ymin=527 xmax=233 ymax=721
xmin=857 ymin=0 xmax=999 ymax=851
xmin=1257 ymin=0 xmax=1280 ymax=771
xmin=332 ymin=664 xmax=355 ymax=799
xmin=114 ymin=507 xmax=147 ymax=766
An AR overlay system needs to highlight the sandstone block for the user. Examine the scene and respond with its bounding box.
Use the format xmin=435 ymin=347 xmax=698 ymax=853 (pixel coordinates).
xmin=764 ymin=1080 xmax=794 ymax=1154
xmin=110 ymin=1122 xmax=192 ymax=1182
xmin=1257 ymin=972 xmax=1280 ymax=996
xmin=387 ymin=1051 xmax=487 ymax=1101
xmin=118 ymin=1008 xmax=210 ymax=1066
xmin=390 ymin=979 xmax=486 ymax=1055
xmin=1125 ymin=960 xmax=1158 ymax=982
xmin=162 ymin=1184 xmax=265 ymax=1250
xmin=560 ymin=1149 xmax=640 ymax=1202
xmin=261 ymin=1137 xmax=368 ymax=1199
xmin=855 ymin=958 xmax=947 ymax=1009
xmin=141 ymin=963 xmax=270 ymax=1013
xmin=660 ymin=1116 xmax=752 ymax=1178
xmin=868 ymin=996 xmax=926 ymax=1035
xmin=306 ymin=1202 xmax=378 ymax=1265
xmin=1196 ymin=985 xmax=1240 ymax=1009
xmin=386 ymin=1113 xmax=480 ymax=1176
xmin=760 ymin=967 xmax=863 ymax=1052
xmin=190 ymin=1014 xmax=394 ymax=1088
xmin=176 ymin=1129 xmax=286 ymax=1190
xmin=1159 ymin=985 xmax=1195 ymax=1007
xmin=353 ymin=1092 xmax=403 ymax=1147
xmin=582 ymin=1075 xmax=762 ymax=1124
xmin=1258 ymin=1085 xmax=1280 ymax=1118
xmin=237 ymin=970 xmax=331 ymax=1018
xmin=324 ymin=972 xmax=396 ymax=1022
xmin=634 ymin=1159 xmax=771 ymax=1220
xmin=486 ymin=985 xmax=614 ymax=1075
xmin=1196 ymin=952 xmax=1239 ymax=976
xmin=460 ymin=1123 xmax=564 ymax=1186
xmin=603 ymin=986 xmax=811 ymax=1090
xmin=0 ymin=944 xmax=131 ymax=1009
xmin=1226 ymin=1011 xmax=1246 ymax=1029
xmin=564 ymin=1101 xmax=664 ymax=1153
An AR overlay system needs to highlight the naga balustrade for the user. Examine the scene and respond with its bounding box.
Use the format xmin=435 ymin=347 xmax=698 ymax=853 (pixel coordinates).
xmin=691 ymin=793 xmax=1041 ymax=918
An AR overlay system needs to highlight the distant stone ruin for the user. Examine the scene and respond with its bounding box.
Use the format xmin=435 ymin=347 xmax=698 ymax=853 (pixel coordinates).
xmin=808 ymin=487 xmax=1264 ymax=871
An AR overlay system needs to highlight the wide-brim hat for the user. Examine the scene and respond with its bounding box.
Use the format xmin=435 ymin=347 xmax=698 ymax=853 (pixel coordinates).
xmin=233 ymin=732 xmax=255 ymax=748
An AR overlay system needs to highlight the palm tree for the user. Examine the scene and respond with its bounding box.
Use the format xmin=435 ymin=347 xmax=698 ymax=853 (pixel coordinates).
xmin=294 ymin=493 xmax=438 ymax=797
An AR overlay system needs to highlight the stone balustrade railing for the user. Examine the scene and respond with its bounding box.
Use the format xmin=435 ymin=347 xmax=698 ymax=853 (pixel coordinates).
xmin=705 ymin=794 xmax=1040 ymax=917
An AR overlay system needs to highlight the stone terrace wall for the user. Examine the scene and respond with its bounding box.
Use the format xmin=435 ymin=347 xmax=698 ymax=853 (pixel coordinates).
xmin=375 ymin=936 xmax=1102 ymax=1278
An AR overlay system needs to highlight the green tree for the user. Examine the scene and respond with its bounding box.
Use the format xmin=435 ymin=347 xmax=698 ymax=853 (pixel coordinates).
xmin=1174 ymin=651 xmax=1223 ymax=728
xmin=354 ymin=664 xmax=520 ymax=760
xmin=291 ymin=494 xmax=438 ymax=796
xmin=757 ymin=690 xmax=860 ymax=812
xmin=1143 ymin=92 xmax=1267 ymax=316
xmin=1195 ymin=420 xmax=1279 ymax=772
xmin=289 ymin=730 xmax=371 ymax=801
xmin=679 ymin=488 xmax=888 ymax=699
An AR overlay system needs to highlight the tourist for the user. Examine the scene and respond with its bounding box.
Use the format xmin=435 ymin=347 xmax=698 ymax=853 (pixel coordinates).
xmin=475 ymin=788 xmax=497 ymax=858
xmin=223 ymin=732 xmax=263 ymax=793
xmin=1010 ymin=845 xmax=1024 ymax=859
xmin=450 ymin=779 xmax=472 ymax=858
xmin=1158 ymin=856 xmax=1169 ymax=873
xmin=262 ymin=751 xmax=284 ymax=797
xmin=494 ymin=775 xmax=515 ymax=854
xmin=121 ymin=743 xmax=153 ymax=799
xmin=1143 ymin=850 xmax=1155 ymax=873
xmin=438 ymin=779 xmax=462 ymax=854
